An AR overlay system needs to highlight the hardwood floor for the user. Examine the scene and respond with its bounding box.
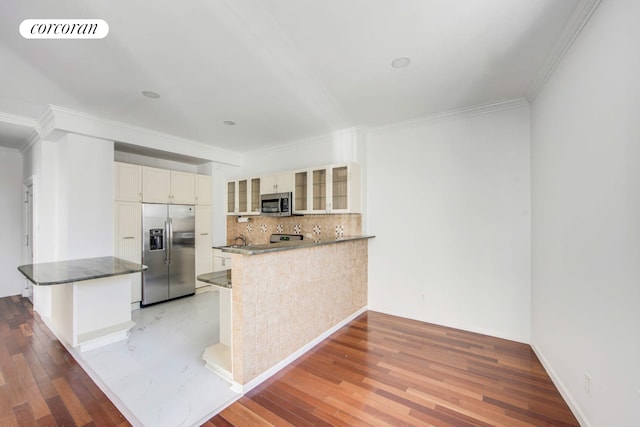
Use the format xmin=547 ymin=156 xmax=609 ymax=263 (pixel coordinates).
xmin=0 ymin=295 xmax=130 ymax=426
xmin=1 ymin=295 xmax=578 ymax=426
xmin=205 ymin=311 xmax=579 ymax=427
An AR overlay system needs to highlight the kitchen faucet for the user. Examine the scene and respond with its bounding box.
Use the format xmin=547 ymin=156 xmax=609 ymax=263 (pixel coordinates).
xmin=233 ymin=234 xmax=247 ymax=246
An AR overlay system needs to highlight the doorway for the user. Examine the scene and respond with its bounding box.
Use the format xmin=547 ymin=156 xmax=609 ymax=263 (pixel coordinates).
xmin=23 ymin=182 xmax=34 ymax=301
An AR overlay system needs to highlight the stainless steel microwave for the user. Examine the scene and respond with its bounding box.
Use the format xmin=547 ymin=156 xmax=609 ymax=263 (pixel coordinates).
xmin=260 ymin=192 xmax=292 ymax=217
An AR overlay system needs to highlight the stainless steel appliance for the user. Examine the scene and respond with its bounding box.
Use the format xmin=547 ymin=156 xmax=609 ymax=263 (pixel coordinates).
xmin=269 ymin=233 xmax=303 ymax=243
xmin=142 ymin=204 xmax=195 ymax=306
xmin=260 ymin=192 xmax=292 ymax=217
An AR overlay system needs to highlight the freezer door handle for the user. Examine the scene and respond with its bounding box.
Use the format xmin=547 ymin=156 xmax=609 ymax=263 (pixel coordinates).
xmin=164 ymin=220 xmax=170 ymax=265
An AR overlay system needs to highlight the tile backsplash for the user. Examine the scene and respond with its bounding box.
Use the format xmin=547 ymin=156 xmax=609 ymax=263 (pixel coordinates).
xmin=227 ymin=214 xmax=362 ymax=245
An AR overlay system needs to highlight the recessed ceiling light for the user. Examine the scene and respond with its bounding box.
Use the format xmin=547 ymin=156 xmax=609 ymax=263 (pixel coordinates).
xmin=223 ymin=120 xmax=236 ymax=126
xmin=391 ymin=57 xmax=411 ymax=69
xmin=142 ymin=90 xmax=160 ymax=99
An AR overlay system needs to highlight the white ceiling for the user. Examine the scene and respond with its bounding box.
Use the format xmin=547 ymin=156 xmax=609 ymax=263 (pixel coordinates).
xmin=0 ymin=0 xmax=582 ymax=153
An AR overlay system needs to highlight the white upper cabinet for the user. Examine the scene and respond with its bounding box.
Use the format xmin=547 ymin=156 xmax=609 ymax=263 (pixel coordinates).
xmin=195 ymin=174 xmax=213 ymax=205
xmin=227 ymin=177 xmax=261 ymax=215
xmin=294 ymin=163 xmax=361 ymax=214
xmin=229 ymin=163 xmax=361 ymax=215
xmin=114 ymin=162 xmax=142 ymax=202
xmin=141 ymin=166 xmax=196 ymax=204
xmin=249 ymin=177 xmax=261 ymax=213
xmin=142 ymin=166 xmax=171 ymax=203
xmin=293 ymin=169 xmax=309 ymax=213
xmin=260 ymin=172 xmax=293 ymax=195
xmin=330 ymin=163 xmax=361 ymax=214
xmin=170 ymin=170 xmax=195 ymax=204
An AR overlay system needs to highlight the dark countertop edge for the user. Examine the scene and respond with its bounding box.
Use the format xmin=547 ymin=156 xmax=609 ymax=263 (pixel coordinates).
xmin=219 ymin=235 xmax=375 ymax=255
xmin=18 ymin=257 xmax=147 ymax=286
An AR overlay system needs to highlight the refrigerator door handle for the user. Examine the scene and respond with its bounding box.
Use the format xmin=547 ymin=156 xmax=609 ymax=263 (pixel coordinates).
xmin=167 ymin=218 xmax=173 ymax=264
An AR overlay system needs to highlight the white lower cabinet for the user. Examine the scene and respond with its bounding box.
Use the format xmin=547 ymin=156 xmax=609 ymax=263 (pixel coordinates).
xmin=203 ymin=249 xmax=233 ymax=380
xmin=114 ymin=202 xmax=142 ymax=304
xmin=195 ymin=206 xmax=213 ymax=288
xmin=213 ymin=248 xmax=232 ymax=271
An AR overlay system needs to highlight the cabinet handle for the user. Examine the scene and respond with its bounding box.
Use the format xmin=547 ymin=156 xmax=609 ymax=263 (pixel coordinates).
xmin=200 ymin=233 xmax=209 ymax=236
xmin=138 ymin=192 xmax=142 ymax=202
xmin=122 ymin=236 xmax=135 ymax=240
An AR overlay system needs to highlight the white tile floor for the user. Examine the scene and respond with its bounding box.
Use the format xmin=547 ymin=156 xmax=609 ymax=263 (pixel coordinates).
xmin=68 ymin=290 xmax=240 ymax=427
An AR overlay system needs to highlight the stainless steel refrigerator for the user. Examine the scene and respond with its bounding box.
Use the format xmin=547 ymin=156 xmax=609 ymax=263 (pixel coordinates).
xmin=142 ymin=204 xmax=195 ymax=306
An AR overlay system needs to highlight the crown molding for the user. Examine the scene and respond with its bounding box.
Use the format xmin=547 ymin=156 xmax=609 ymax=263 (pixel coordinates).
xmin=0 ymin=146 xmax=21 ymax=154
xmin=0 ymin=111 xmax=39 ymax=130
xmin=372 ymin=98 xmax=529 ymax=133
xmin=525 ymin=0 xmax=603 ymax=102
xmin=38 ymin=105 xmax=242 ymax=166
xmin=20 ymin=130 xmax=42 ymax=154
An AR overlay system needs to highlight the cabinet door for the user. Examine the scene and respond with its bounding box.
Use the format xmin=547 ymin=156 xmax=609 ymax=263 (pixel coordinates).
xmin=195 ymin=174 xmax=212 ymax=205
xmin=330 ymin=163 xmax=361 ymax=214
xmin=260 ymin=172 xmax=293 ymax=194
xmin=276 ymin=172 xmax=294 ymax=193
xmin=250 ymin=178 xmax=261 ymax=214
xmin=311 ymin=168 xmax=328 ymax=212
xmin=238 ymin=179 xmax=248 ymax=213
xmin=331 ymin=165 xmax=349 ymax=211
xmin=170 ymin=171 xmax=195 ymax=204
xmin=114 ymin=202 xmax=142 ymax=303
xmin=213 ymin=249 xmax=232 ymax=272
xmin=293 ymin=170 xmax=309 ymax=213
xmin=227 ymin=181 xmax=237 ymax=214
xmin=142 ymin=166 xmax=171 ymax=203
xmin=114 ymin=162 xmax=142 ymax=202
xmin=195 ymin=206 xmax=213 ymax=287
xmin=260 ymin=174 xmax=278 ymax=195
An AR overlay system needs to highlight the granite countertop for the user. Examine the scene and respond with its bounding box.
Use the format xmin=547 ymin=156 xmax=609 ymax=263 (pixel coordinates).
xmin=18 ymin=256 xmax=147 ymax=286
xmin=218 ymin=235 xmax=375 ymax=255
xmin=197 ymin=270 xmax=232 ymax=289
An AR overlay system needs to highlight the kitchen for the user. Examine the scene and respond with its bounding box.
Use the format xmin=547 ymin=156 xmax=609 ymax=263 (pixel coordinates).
xmin=0 ymin=1 xmax=639 ymax=426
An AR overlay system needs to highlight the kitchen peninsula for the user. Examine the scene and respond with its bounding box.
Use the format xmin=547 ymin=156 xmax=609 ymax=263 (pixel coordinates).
xmin=199 ymin=235 xmax=373 ymax=392
xmin=18 ymin=256 xmax=147 ymax=352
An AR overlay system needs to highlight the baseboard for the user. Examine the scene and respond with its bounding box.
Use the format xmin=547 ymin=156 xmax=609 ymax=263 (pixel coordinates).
xmin=238 ymin=306 xmax=368 ymax=394
xmin=530 ymin=342 xmax=591 ymax=427
xmin=369 ymin=306 xmax=530 ymax=344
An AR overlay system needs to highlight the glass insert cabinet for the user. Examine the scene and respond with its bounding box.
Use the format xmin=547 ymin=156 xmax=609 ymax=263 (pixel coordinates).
xmin=293 ymin=163 xmax=361 ymax=214
xmin=226 ymin=162 xmax=361 ymax=215
xmin=227 ymin=178 xmax=261 ymax=215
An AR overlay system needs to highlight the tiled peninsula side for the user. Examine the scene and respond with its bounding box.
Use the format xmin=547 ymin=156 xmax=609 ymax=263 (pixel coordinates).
xmin=230 ymin=238 xmax=369 ymax=386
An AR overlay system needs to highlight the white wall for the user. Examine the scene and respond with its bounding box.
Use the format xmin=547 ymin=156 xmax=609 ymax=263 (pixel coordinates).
xmin=56 ymin=134 xmax=114 ymax=259
xmin=367 ymin=106 xmax=531 ymax=343
xmin=237 ymin=127 xmax=366 ymax=177
xmin=22 ymin=135 xmax=115 ymax=316
xmin=0 ymin=148 xmax=24 ymax=297
xmin=114 ymin=151 xmax=199 ymax=173
xmin=530 ymin=1 xmax=640 ymax=426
